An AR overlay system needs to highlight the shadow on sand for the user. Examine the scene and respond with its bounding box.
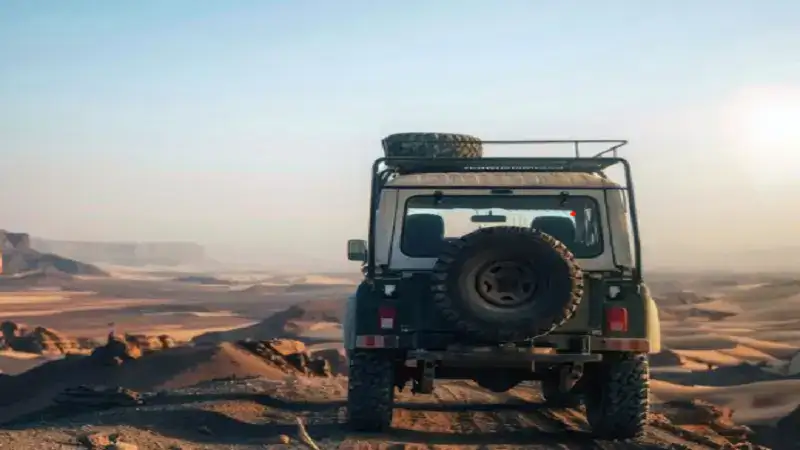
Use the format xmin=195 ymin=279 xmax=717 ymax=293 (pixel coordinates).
xmin=4 ymin=391 xmax=658 ymax=448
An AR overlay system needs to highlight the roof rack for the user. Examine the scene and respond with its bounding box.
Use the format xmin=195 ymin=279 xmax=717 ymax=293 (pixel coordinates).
xmin=380 ymin=156 xmax=623 ymax=175
xmin=365 ymin=138 xmax=643 ymax=282
xmin=476 ymin=139 xmax=628 ymax=158
xmin=376 ymin=139 xmax=630 ymax=175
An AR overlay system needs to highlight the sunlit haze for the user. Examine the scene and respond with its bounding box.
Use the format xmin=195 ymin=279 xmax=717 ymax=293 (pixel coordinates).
xmin=1 ymin=1 xmax=799 ymax=272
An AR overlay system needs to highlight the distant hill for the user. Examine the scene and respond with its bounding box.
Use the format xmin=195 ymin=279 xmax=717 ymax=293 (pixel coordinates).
xmin=646 ymin=246 xmax=800 ymax=273
xmin=30 ymin=238 xmax=206 ymax=267
xmin=1 ymin=230 xmax=106 ymax=277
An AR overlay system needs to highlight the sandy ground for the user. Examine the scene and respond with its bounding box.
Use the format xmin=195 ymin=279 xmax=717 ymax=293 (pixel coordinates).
xmin=644 ymin=273 xmax=800 ymax=432
xmin=2 ymin=268 xmax=800 ymax=448
xmin=0 ymin=376 xmax=760 ymax=450
xmin=651 ymin=379 xmax=800 ymax=424
xmin=0 ymin=269 xmax=354 ymax=344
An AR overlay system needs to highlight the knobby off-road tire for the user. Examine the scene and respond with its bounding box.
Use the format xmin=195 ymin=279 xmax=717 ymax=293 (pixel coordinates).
xmin=346 ymin=351 xmax=395 ymax=432
xmin=382 ymin=132 xmax=483 ymax=160
xmin=585 ymin=353 xmax=650 ymax=440
xmin=541 ymin=377 xmax=582 ymax=408
xmin=431 ymin=226 xmax=584 ymax=342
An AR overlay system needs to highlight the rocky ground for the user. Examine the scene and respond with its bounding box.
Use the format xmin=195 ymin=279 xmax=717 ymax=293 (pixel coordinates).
xmin=0 ymin=375 xmax=779 ymax=450
xmin=1 ymin=259 xmax=798 ymax=449
xmin=0 ymin=329 xmax=784 ymax=449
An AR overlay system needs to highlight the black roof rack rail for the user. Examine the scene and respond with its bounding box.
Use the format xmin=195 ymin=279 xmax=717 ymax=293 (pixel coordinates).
xmin=379 ymin=156 xmax=623 ymax=175
xmin=475 ymin=139 xmax=628 ymax=158
xmin=376 ymin=139 xmax=629 ymax=175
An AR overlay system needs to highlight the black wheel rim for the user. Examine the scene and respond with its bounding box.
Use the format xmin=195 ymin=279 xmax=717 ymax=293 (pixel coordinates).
xmin=475 ymin=260 xmax=537 ymax=308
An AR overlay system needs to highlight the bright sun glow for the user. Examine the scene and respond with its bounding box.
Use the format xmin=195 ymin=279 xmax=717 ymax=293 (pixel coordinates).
xmin=739 ymin=88 xmax=800 ymax=147
xmin=728 ymin=85 xmax=800 ymax=187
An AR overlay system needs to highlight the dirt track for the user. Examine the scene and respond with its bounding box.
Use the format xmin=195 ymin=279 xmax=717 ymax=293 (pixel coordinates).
xmin=0 ymin=376 xmax=745 ymax=450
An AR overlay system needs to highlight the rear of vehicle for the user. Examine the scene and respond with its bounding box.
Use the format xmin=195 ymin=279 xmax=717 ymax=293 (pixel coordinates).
xmin=345 ymin=135 xmax=658 ymax=440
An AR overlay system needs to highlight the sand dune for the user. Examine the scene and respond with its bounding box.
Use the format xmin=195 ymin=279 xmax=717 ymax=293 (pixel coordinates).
xmin=672 ymin=344 xmax=780 ymax=367
xmin=0 ymin=350 xmax=63 ymax=375
xmin=2 ymin=267 xmax=799 ymax=448
xmin=0 ymin=342 xmax=291 ymax=424
xmin=137 ymin=322 xmax=259 ymax=342
xmin=669 ymin=298 xmax=743 ymax=315
xmin=646 ymin=274 xmax=800 ymax=440
xmin=192 ymin=299 xmax=345 ymax=344
xmin=652 ymin=379 xmax=800 ymax=424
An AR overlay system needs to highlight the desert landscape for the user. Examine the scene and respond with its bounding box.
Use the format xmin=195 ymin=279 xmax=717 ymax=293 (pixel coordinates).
xmin=4 ymin=1 xmax=798 ymax=448
xmin=0 ymin=229 xmax=797 ymax=449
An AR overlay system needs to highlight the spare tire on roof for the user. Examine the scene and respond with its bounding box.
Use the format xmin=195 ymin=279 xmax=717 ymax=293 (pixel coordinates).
xmin=382 ymin=132 xmax=483 ymax=159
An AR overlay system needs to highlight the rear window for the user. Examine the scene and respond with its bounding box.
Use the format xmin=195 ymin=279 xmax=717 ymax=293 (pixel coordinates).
xmin=401 ymin=194 xmax=603 ymax=258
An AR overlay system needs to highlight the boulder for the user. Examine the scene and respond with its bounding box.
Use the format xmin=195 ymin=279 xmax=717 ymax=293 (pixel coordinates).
xmin=267 ymin=339 xmax=307 ymax=356
xmin=237 ymin=339 xmax=336 ymax=377
xmin=658 ymin=400 xmax=754 ymax=444
xmin=313 ymin=348 xmax=348 ymax=375
xmin=91 ymin=333 xmax=143 ymax=365
xmin=307 ymin=356 xmax=332 ymax=377
xmin=124 ymin=334 xmax=165 ymax=352
xmin=0 ymin=321 xmax=26 ymax=340
xmin=158 ymin=334 xmax=177 ymax=349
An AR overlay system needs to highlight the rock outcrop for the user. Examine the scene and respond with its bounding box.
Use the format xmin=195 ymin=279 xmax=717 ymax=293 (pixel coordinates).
xmin=237 ymin=339 xmax=335 ymax=377
xmin=0 ymin=321 xmax=94 ymax=355
xmin=312 ymin=348 xmax=348 ymax=375
xmin=656 ymin=400 xmax=757 ymax=446
xmin=0 ymin=230 xmax=107 ymax=276
xmin=89 ymin=332 xmax=178 ymax=366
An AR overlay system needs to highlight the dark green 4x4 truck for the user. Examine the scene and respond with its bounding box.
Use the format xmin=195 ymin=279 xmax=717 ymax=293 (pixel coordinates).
xmin=343 ymin=133 xmax=661 ymax=439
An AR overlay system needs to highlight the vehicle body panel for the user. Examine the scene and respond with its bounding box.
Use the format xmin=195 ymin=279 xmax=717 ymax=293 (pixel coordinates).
xmin=348 ymin=148 xmax=658 ymax=362
xmin=377 ymin=187 xmax=629 ymax=272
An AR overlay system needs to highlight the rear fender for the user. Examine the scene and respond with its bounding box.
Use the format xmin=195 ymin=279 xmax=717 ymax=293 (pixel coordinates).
xmin=346 ymin=280 xmax=391 ymax=352
xmin=601 ymin=281 xmax=661 ymax=354
xmin=642 ymin=284 xmax=662 ymax=353
xmin=343 ymin=282 xmax=368 ymax=352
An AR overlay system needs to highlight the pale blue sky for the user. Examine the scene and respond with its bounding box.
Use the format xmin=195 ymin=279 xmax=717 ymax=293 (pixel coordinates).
xmin=2 ymin=1 xmax=799 ymax=270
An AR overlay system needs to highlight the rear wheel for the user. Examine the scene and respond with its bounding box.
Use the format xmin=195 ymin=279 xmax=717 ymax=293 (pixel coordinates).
xmin=346 ymin=351 xmax=395 ymax=432
xmin=584 ymin=353 xmax=650 ymax=439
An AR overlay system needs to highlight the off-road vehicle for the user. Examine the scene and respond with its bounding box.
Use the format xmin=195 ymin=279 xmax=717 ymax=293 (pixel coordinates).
xmin=343 ymin=133 xmax=661 ymax=439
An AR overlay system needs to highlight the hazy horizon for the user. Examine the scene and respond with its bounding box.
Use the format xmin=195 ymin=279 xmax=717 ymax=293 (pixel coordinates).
xmin=2 ymin=1 xmax=799 ymax=272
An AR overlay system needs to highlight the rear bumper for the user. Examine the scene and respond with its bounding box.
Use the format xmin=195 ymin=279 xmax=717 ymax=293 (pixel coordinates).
xmin=407 ymin=348 xmax=602 ymax=366
xmin=354 ymin=333 xmax=650 ymax=358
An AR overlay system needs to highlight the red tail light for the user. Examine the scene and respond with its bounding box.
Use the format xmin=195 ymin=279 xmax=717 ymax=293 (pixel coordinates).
xmin=606 ymin=306 xmax=628 ymax=332
xmin=378 ymin=306 xmax=396 ymax=329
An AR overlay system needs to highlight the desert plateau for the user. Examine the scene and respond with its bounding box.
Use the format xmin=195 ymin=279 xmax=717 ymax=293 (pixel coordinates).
xmin=0 ymin=230 xmax=795 ymax=450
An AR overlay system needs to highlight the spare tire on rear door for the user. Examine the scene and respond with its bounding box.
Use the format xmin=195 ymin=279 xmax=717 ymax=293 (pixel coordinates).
xmin=431 ymin=226 xmax=584 ymax=342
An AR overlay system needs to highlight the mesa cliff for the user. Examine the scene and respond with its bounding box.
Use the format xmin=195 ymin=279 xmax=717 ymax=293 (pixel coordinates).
xmin=30 ymin=237 xmax=206 ymax=267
